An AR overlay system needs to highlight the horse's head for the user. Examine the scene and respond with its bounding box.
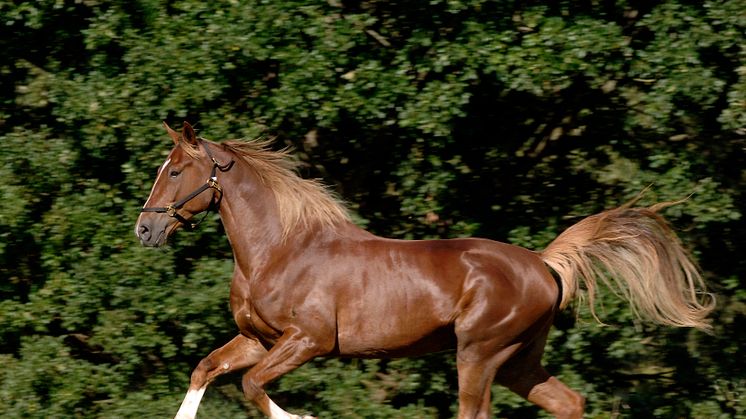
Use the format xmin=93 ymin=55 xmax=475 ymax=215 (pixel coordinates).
xmin=135 ymin=121 xmax=229 ymax=247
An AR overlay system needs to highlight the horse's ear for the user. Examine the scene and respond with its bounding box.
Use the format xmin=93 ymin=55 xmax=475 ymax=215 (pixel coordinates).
xmin=181 ymin=121 xmax=199 ymax=147
xmin=163 ymin=121 xmax=180 ymax=145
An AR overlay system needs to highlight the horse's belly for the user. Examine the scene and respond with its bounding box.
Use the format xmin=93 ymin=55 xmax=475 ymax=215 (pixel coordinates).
xmin=336 ymin=319 xmax=456 ymax=357
xmin=336 ymin=328 xmax=456 ymax=358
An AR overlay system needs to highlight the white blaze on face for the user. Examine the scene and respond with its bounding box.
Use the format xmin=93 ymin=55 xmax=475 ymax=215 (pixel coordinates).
xmin=135 ymin=153 xmax=174 ymax=239
xmin=174 ymin=387 xmax=206 ymax=419
xmin=146 ymin=157 xmax=172 ymax=204
xmin=159 ymin=158 xmax=172 ymax=174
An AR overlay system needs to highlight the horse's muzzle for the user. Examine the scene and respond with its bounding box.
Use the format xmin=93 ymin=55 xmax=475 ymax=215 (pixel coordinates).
xmin=135 ymin=214 xmax=171 ymax=247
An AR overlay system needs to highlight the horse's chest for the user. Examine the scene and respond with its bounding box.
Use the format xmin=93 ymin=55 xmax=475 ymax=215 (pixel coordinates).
xmin=232 ymin=298 xmax=285 ymax=346
xmin=230 ymin=279 xmax=283 ymax=344
xmin=249 ymin=310 xmax=282 ymax=344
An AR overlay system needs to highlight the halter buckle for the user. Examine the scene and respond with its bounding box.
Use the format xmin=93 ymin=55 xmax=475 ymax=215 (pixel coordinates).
xmin=207 ymin=177 xmax=221 ymax=191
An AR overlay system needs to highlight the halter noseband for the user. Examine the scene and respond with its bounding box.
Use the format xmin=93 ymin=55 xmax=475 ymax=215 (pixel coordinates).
xmin=141 ymin=139 xmax=234 ymax=230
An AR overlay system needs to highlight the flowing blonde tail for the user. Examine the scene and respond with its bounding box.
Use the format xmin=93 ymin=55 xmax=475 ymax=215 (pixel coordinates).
xmin=540 ymin=202 xmax=715 ymax=330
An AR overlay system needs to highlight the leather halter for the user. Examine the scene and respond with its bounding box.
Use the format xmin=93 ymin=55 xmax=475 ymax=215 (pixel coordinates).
xmin=141 ymin=139 xmax=234 ymax=230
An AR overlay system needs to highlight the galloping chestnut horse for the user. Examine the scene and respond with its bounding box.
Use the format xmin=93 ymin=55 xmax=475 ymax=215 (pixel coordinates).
xmin=135 ymin=122 xmax=713 ymax=419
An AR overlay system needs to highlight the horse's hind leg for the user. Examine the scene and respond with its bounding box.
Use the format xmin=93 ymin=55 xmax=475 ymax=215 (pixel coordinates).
xmin=496 ymin=337 xmax=585 ymax=419
xmin=455 ymin=341 xmax=523 ymax=419
xmin=174 ymin=334 xmax=267 ymax=419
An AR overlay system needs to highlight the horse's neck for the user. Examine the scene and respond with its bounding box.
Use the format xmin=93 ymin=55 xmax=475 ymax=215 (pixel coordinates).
xmin=213 ymin=151 xmax=373 ymax=276
xmin=216 ymin=163 xmax=288 ymax=274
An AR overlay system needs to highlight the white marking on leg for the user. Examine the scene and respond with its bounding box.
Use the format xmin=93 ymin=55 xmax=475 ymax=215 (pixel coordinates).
xmin=269 ymin=398 xmax=311 ymax=419
xmin=174 ymin=387 xmax=206 ymax=419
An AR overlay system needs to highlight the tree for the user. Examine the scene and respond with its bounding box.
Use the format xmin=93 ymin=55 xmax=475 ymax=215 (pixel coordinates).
xmin=1 ymin=0 xmax=743 ymax=417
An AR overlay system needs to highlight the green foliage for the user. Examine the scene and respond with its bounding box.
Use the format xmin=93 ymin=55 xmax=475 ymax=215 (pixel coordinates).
xmin=1 ymin=0 xmax=744 ymax=417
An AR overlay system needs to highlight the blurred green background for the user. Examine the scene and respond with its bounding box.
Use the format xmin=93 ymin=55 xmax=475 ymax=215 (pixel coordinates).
xmin=1 ymin=0 xmax=744 ymax=417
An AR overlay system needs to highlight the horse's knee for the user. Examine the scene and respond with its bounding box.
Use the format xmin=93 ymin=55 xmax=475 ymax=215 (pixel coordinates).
xmin=188 ymin=360 xmax=208 ymax=386
xmin=241 ymin=374 xmax=263 ymax=402
xmin=190 ymin=356 xmax=223 ymax=387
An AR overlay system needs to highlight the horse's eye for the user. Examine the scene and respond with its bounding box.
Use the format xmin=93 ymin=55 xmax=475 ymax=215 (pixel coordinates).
xmin=169 ymin=170 xmax=180 ymax=178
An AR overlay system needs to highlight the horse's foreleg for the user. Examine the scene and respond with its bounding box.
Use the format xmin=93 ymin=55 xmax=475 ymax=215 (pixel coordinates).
xmin=174 ymin=334 xmax=267 ymax=419
xmin=241 ymin=327 xmax=326 ymax=419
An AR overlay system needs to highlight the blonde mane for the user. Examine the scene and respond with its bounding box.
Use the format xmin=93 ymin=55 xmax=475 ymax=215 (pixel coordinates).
xmin=219 ymin=138 xmax=351 ymax=239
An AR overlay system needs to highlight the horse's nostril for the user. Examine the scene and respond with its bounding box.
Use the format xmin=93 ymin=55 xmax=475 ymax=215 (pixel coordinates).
xmin=138 ymin=224 xmax=151 ymax=241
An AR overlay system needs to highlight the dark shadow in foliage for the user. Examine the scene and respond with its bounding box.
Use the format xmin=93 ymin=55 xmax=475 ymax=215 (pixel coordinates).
xmin=449 ymin=77 xmax=628 ymax=240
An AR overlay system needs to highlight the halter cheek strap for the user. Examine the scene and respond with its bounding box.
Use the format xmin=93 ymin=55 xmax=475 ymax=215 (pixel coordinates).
xmin=141 ymin=139 xmax=234 ymax=230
